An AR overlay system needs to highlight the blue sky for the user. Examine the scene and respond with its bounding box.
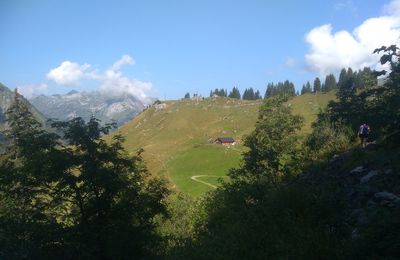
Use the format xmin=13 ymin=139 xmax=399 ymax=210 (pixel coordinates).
xmin=1 ymin=0 xmax=399 ymax=102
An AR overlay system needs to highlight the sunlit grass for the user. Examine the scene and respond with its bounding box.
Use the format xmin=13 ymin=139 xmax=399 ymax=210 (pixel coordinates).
xmin=106 ymin=93 xmax=335 ymax=196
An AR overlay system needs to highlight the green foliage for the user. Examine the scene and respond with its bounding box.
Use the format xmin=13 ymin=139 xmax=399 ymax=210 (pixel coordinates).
xmin=176 ymin=182 xmax=349 ymax=259
xmin=301 ymin=81 xmax=313 ymax=95
xmin=210 ymin=88 xmax=227 ymax=97
xmin=371 ymin=45 xmax=400 ymax=143
xmin=323 ymin=74 xmax=337 ymax=92
xmin=313 ymin=77 xmax=321 ymax=92
xmin=52 ymin=117 xmax=170 ymax=258
xmin=321 ymin=46 xmax=400 ymax=144
xmin=228 ymin=86 xmax=241 ymax=99
xmin=305 ymin=115 xmax=353 ymax=161
xmin=352 ymin=205 xmax=400 ymax=259
xmin=230 ymin=95 xmax=304 ymax=184
xmin=264 ymin=80 xmax=296 ymax=98
xmin=184 ymin=92 xmax=190 ymax=99
xmin=242 ymin=87 xmax=255 ymax=100
xmin=0 ymin=93 xmax=170 ymax=258
xmin=156 ymin=193 xmax=203 ymax=258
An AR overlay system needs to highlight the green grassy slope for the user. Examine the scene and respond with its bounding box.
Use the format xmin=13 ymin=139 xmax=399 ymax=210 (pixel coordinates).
xmin=288 ymin=91 xmax=336 ymax=134
xmin=109 ymin=92 xmax=335 ymax=196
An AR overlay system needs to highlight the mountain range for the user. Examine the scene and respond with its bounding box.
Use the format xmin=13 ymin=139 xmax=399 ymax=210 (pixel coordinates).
xmin=30 ymin=90 xmax=147 ymax=127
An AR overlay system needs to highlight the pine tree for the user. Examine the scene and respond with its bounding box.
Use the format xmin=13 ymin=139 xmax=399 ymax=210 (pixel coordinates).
xmin=313 ymin=77 xmax=321 ymax=93
xmin=229 ymin=87 xmax=241 ymax=99
xmin=301 ymin=84 xmax=306 ymax=95
xmin=324 ymin=74 xmax=337 ymax=92
xmin=306 ymin=81 xmax=312 ymax=93
xmin=184 ymin=92 xmax=190 ymax=99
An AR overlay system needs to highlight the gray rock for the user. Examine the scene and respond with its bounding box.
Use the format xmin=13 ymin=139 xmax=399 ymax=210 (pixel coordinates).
xmin=374 ymin=191 xmax=400 ymax=206
xmin=30 ymin=91 xmax=146 ymax=127
xmin=351 ymin=166 xmax=365 ymax=173
xmin=360 ymin=170 xmax=379 ymax=184
xmin=384 ymin=169 xmax=393 ymax=174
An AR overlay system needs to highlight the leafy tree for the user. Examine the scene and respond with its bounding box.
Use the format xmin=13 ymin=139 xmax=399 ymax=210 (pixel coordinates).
xmin=0 ymin=92 xmax=170 ymax=258
xmin=184 ymin=92 xmax=190 ymax=99
xmin=230 ymin=95 xmax=304 ymax=184
xmin=51 ymin=118 xmax=170 ymax=258
xmin=0 ymin=90 xmax=65 ymax=258
xmin=355 ymin=67 xmax=377 ymax=90
xmin=370 ymin=45 xmax=400 ymax=143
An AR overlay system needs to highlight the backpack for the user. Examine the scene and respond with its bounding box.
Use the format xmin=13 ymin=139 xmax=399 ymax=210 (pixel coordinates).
xmin=360 ymin=125 xmax=369 ymax=135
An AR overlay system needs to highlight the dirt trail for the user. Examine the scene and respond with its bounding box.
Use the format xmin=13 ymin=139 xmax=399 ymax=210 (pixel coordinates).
xmin=190 ymin=175 xmax=218 ymax=189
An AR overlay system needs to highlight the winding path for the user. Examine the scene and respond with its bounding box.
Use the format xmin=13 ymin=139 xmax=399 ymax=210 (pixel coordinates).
xmin=190 ymin=175 xmax=219 ymax=189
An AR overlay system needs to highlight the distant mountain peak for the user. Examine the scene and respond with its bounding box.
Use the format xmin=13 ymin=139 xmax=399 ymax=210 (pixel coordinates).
xmin=67 ymin=90 xmax=79 ymax=95
xmin=30 ymin=90 xmax=146 ymax=127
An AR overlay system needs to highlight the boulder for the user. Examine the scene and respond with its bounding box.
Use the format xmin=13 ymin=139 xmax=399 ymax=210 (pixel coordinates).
xmin=360 ymin=170 xmax=379 ymax=184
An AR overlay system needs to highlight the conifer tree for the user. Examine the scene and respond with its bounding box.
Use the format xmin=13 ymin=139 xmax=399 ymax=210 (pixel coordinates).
xmin=324 ymin=74 xmax=337 ymax=92
xmin=301 ymin=84 xmax=307 ymax=95
xmin=313 ymin=77 xmax=321 ymax=92
xmin=228 ymin=87 xmax=241 ymax=99
xmin=306 ymin=81 xmax=312 ymax=93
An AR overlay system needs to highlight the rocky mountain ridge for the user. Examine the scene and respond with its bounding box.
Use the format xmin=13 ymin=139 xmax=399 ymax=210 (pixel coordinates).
xmin=30 ymin=90 xmax=146 ymax=127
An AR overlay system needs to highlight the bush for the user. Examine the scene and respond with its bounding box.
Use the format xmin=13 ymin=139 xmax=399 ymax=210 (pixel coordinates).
xmin=305 ymin=117 xmax=353 ymax=161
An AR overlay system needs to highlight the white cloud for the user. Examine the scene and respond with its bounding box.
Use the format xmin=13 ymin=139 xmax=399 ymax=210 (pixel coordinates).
xmin=17 ymin=83 xmax=48 ymax=99
xmin=47 ymin=61 xmax=90 ymax=85
xmin=305 ymin=0 xmax=400 ymax=76
xmin=110 ymin=54 xmax=135 ymax=71
xmin=46 ymin=55 xmax=152 ymax=103
xmin=99 ymin=69 xmax=152 ymax=103
xmin=383 ymin=0 xmax=400 ymax=16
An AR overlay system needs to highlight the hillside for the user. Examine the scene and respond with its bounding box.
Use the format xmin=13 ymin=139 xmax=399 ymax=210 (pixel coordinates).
xmin=110 ymin=92 xmax=335 ymax=196
xmin=0 ymin=83 xmax=47 ymax=147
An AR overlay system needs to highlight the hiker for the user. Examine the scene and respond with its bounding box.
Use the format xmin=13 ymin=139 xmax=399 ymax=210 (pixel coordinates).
xmin=358 ymin=123 xmax=370 ymax=148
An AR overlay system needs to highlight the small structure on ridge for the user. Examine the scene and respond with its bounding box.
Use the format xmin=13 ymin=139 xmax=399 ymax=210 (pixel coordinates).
xmin=214 ymin=137 xmax=236 ymax=146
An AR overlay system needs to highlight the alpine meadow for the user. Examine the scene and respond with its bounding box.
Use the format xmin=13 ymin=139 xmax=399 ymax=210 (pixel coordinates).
xmin=1 ymin=1 xmax=400 ymax=259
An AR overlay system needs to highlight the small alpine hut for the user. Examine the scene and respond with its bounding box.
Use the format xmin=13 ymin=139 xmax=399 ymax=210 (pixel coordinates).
xmin=214 ymin=137 xmax=236 ymax=146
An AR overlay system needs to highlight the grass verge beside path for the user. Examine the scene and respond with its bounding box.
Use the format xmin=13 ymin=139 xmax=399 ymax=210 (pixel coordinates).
xmin=166 ymin=144 xmax=240 ymax=197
